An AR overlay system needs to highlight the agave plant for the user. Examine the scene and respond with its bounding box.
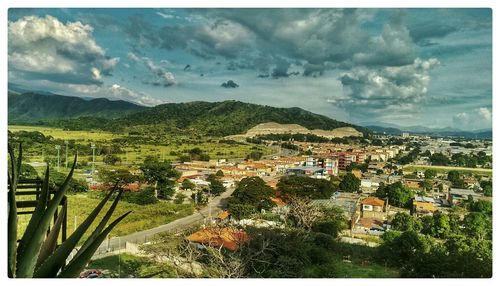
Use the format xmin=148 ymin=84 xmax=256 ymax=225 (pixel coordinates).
xmin=8 ymin=143 xmax=131 ymax=278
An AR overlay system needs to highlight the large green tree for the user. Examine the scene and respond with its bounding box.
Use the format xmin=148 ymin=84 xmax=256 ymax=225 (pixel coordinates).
xmin=339 ymin=173 xmax=361 ymax=193
xmin=227 ymin=176 xmax=275 ymax=218
xmin=376 ymin=182 xmax=414 ymax=208
xmin=140 ymin=156 xmax=180 ymax=199
xmin=277 ymin=176 xmax=335 ymax=199
xmin=391 ymin=212 xmax=422 ymax=232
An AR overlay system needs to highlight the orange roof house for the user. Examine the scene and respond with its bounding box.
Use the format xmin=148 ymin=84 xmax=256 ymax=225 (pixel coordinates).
xmin=413 ymin=201 xmax=437 ymax=214
xmin=361 ymin=197 xmax=385 ymax=207
xmin=186 ymin=227 xmax=249 ymax=251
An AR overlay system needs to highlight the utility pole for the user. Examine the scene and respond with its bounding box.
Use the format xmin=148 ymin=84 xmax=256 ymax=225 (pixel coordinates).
xmin=91 ymin=143 xmax=96 ymax=182
xmin=208 ymin=187 xmax=212 ymax=225
xmin=64 ymin=140 xmax=69 ymax=169
xmin=55 ymin=145 xmax=61 ymax=172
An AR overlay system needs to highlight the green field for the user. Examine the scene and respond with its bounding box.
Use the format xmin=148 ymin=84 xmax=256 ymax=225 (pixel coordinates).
xmin=8 ymin=125 xmax=125 ymax=141
xmin=403 ymin=164 xmax=492 ymax=176
xmin=8 ymin=125 xmax=274 ymax=164
xmin=17 ymin=193 xmax=194 ymax=243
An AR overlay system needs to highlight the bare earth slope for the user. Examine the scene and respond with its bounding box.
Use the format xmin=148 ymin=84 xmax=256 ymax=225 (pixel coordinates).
xmin=234 ymin=122 xmax=362 ymax=139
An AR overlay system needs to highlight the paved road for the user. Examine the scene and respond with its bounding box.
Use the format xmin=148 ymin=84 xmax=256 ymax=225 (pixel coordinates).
xmin=92 ymin=187 xmax=235 ymax=257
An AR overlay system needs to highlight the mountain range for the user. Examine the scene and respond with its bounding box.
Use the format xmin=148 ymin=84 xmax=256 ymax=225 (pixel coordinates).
xmin=8 ymin=91 xmax=367 ymax=137
xmin=8 ymin=90 xmax=491 ymax=139
xmin=364 ymin=122 xmax=492 ymax=139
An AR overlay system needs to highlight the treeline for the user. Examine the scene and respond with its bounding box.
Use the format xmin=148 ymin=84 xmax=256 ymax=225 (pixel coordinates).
xmin=380 ymin=199 xmax=492 ymax=277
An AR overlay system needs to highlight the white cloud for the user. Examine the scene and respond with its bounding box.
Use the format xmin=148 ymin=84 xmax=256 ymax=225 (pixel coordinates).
xmin=337 ymin=58 xmax=439 ymax=118
xmin=109 ymin=84 xmax=166 ymax=106
xmin=8 ymin=15 xmax=118 ymax=85
xmin=127 ymin=52 xmax=177 ymax=87
xmin=452 ymin=107 xmax=492 ymax=130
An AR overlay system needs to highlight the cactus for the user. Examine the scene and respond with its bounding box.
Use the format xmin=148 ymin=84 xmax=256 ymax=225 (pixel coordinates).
xmin=8 ymin=143 xmax=131 ymax=278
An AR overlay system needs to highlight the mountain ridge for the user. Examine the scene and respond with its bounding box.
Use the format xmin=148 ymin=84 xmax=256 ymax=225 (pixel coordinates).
xmin=8 ymin=92 xmax=368 ymax=137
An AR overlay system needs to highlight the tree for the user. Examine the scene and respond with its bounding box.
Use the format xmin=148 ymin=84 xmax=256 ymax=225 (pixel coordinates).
xmin=215 ymin=170 xmax=224 ymax=177
xmin=430 ymin=212 xmax=452 ymax=239
xmin=278 ymin=176 xmax=335 ymax=199
xmin=379 ymin=231 xmax=432 ymax=266
xmin=463 ymin=212 xmax=491 ymax=241
xmin=208 ymin=176 xmax=226 ymax=196
xmin=122 ymin=186 xmax=158 ymax=205
xmin=98 ymin=168 xmax=139 ymax=186
xmin=429 ymin=153 xmax=449 ymax=166
xmin=339 ymin=173 xmax=360 ymax=193
xmin=140 ymin=156 xmax=180 ymax=199
xmin=181 ymin=179 xmax=196 ymax=190
xmin=447 ymin=170 xmax=461 ymax=184
xmin=424 ymin=169 xmax=437 ymax=179
xmin=391 ymin=212 xmax=422 ymax=232
xmin=173 ymin=193 xmax=187 ymax=204
xmin=420 ymin=179 xmax=433 ymax=192
xmin=376 ymin=182 xmax=414 ymax=208
xmin=246 ymin=151 xmax=263 ymax=161
xmin=468 ymin=200 xmax=492 ymax=215
xmin=480 ymin=180 xmax=492 ymax=197
xmin=287 ymin=196 xmax=323 ymax=230
xmin=230 ymin=176 xmax=275 ymax=212
xmin=103 ymin=154 xmax=122 ymax=165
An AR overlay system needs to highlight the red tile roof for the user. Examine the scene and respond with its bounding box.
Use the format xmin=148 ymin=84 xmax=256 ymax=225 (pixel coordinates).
xmin=361 ymin=197 xmax=385 ymax=207
xmin=186 ymin=227 xmax=249 ymax=251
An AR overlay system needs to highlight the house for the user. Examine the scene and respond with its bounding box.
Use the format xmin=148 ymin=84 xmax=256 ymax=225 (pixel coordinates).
xmin=360 ymin=197 xmax=388 ymax=220
xmin=404 ymin=179 xmax=423 ymax=191
xmin=449 ymin=188 xmax=482 ymax=204
xmin=186 ymin=227 xmax=249 ymax=251
xmin=285 ymin=166 xmax=326 ymax=179
xmin=410 ymin=199 xmax=438 ymax=217
xmin=352 ymin=216 xmax=386 ymax=236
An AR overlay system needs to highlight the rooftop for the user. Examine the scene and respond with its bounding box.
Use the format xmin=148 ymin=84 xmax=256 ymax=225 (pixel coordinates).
xmin=361 ymin=197 xmax=385 ymax=207
xmin=186 ymin=227 xmax=249 ymax=251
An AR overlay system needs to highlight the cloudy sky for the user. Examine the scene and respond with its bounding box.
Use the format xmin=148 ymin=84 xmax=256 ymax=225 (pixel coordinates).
xmin=8 ymin=8 xmax=492 ymax=131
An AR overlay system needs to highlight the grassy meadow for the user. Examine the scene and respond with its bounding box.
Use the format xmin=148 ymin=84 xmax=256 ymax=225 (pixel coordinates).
xmin=16 ymin=193 xmax=195 ymax=244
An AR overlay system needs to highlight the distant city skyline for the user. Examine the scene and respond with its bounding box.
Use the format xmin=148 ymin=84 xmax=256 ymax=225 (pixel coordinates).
xmin=8 ymin=8 xmax=492 ymax=131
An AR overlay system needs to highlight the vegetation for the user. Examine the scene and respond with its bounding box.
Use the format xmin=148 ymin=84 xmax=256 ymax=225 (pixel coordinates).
xmin=140 ymin=156 xmax=180 ymax=199
xmin=10 ymin=94 xmax=367 ymax=136
xmin=376 ymin=182 xmax=414 ymax=208
xmin=339 ymin=173 xmax=361 ymax=193
xmin=87 ymin=253 xmax=168 ymax=278
xmin=8 ymin=144 xmax=129 ymax=278
xmin=227 ymin=176 xmax=275 ymax=219
xmin=379 ymin=211 xmax=492 ymax=277
xmin=277 ymin=176 xmax=335 ymax=199
xmin=8 ymin=92 xmax=144 ymax=124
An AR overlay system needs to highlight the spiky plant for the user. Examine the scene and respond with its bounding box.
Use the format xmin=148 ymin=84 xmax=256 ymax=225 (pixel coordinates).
xmin=8 ymin=143 xmax=131 ymax=278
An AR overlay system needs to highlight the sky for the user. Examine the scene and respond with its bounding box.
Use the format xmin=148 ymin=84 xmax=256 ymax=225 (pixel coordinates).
xmin=7 ymin=8 xmax=492 ymax=131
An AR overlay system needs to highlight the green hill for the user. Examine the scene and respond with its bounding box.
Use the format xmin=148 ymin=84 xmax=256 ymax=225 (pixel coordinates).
xmin=8 ymin=92 xmax=367 ymax=136
xmin=8 ymin=92 xmax=145 ymax=124
xmin=113 ymin=100 xmax=366 ymax=136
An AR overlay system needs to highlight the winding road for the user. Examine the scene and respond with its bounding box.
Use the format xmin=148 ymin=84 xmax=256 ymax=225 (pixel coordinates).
xmin=92 ymin=187 xmax=235 ymax=258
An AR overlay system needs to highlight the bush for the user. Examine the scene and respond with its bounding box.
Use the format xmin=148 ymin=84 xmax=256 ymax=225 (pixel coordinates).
xmin=123 ymin=187 xmax=158 ymax=205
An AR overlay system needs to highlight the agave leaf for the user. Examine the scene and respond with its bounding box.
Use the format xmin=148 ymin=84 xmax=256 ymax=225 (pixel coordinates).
xmin=15 ymin=155 xmax=77 ymax=278
xmin=36 ymin=206 xmax=67 ymax=268
xmin=7 ymin=144 xmax=19 ymax=277
xmin=57 ymin=211 xmax=132 ymax=278
xmin=72 ymin=188 xmax=124 ymax=261
xmin=34 ymin=187 xmax=117 ymax=277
